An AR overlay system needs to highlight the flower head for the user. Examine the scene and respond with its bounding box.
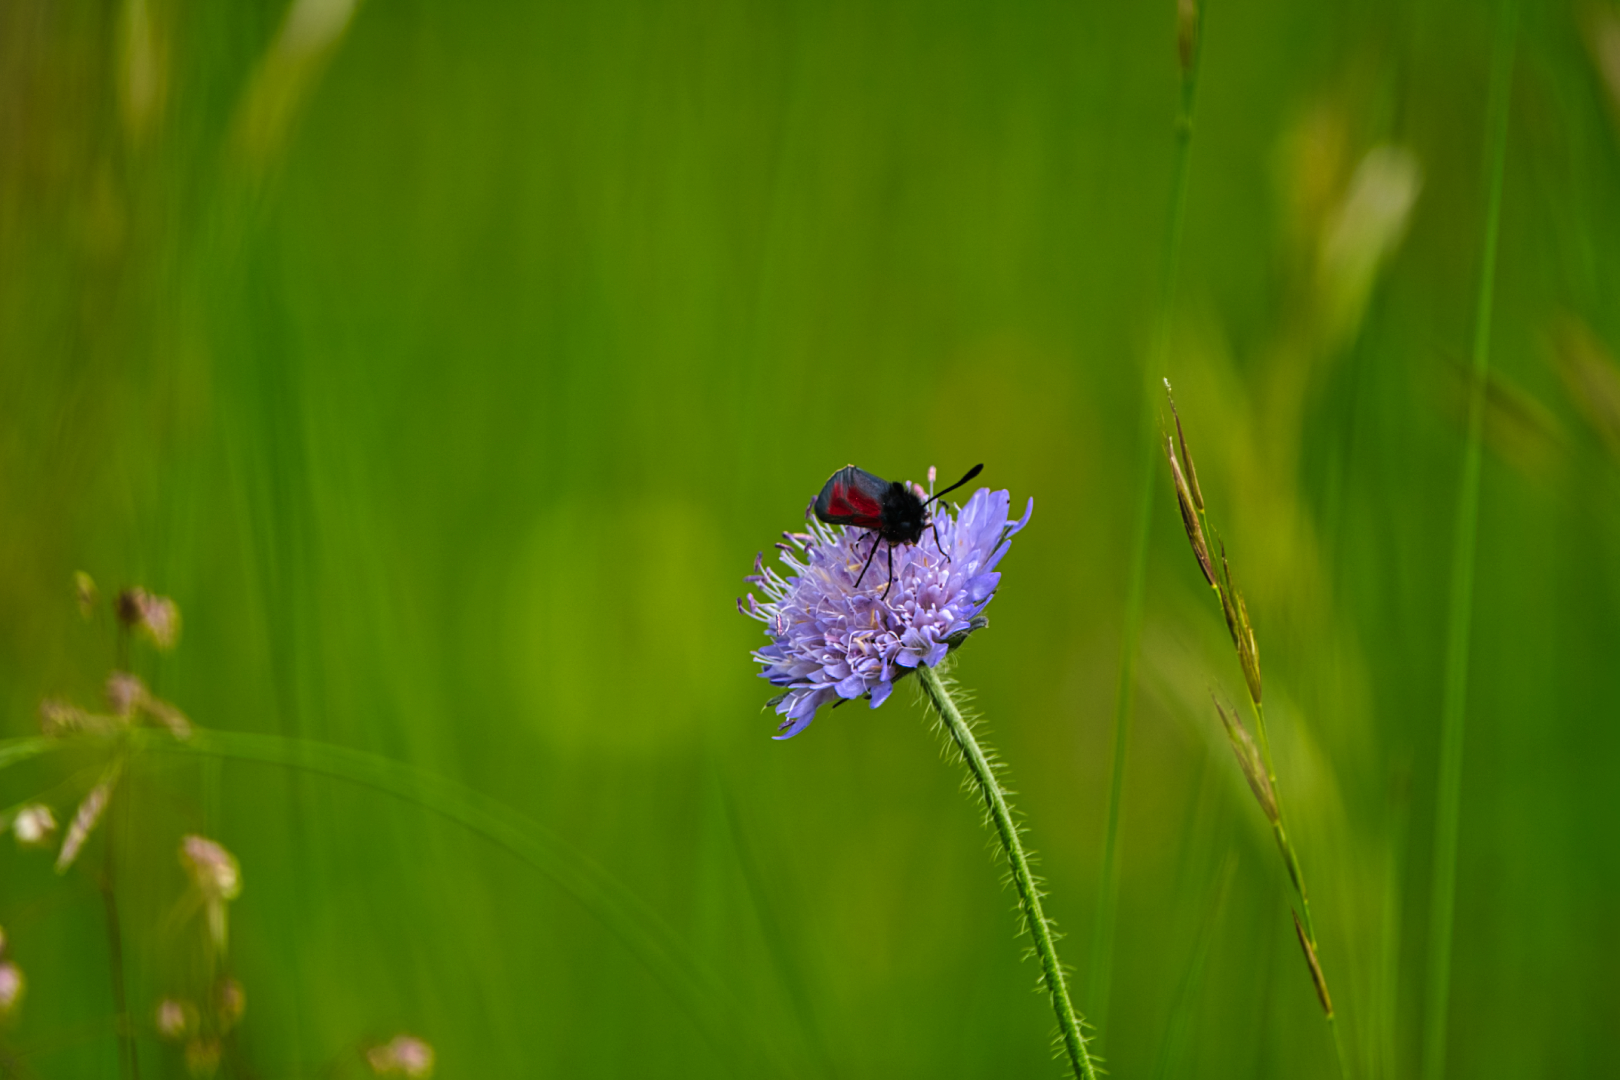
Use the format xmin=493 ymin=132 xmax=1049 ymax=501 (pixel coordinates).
xmin=740 ymin=482 xmax=1032 ymax=738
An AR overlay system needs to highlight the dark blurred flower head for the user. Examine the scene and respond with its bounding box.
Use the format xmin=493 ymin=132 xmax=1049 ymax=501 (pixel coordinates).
xmin=740 ymin=483 xmax=1031 ymax=739
xmin=116 ymin=587 xmax=181 ymax=651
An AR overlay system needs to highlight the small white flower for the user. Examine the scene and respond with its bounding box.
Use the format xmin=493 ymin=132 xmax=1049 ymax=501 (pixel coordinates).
xmin=12 ymin=804 xmax=57 ymax=849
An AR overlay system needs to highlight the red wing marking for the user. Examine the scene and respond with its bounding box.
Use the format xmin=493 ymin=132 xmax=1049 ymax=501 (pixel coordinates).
xmin=814 ymin=466 xmax=887 ymax=527
xmin=827 ymin=479 xmax=883 ymax=523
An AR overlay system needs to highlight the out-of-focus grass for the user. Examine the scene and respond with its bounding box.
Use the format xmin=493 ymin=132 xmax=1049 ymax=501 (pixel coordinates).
xmin=2 ymin=0 xmax=1619 ymax=1077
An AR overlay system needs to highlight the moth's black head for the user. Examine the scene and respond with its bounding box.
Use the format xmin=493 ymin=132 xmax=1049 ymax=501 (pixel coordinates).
xmin=879 ymin=481 xmax=928 ymax=544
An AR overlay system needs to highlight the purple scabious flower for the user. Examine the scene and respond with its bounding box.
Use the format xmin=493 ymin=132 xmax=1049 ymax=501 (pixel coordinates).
xmin=740 ymin=482 xmax=1033 ymax=739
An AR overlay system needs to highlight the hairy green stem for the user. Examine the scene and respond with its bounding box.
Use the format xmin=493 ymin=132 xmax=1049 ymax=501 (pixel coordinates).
xmin=1089 ymin=0 xmax=1208 ymax=1038
xmin=917 ymin=665 xmax=1097 ymax=1080
xmin=1423 ymin=3 xmax=1518 ymax=1078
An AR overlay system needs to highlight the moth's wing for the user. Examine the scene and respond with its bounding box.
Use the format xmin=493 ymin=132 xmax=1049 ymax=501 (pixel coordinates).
xmin=813 ymin=465 xmax=886 ymax=527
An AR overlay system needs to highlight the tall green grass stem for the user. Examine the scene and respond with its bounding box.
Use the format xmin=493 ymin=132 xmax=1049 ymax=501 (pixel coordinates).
xmin=1151 ymin=846 xmax=1235 ymax=1080
xmin=916 ymin=664 xmax=1098 ymax=1080
xmin=1089 ymin=0 xmax=1207 ymax=1038
xmin=1423 ymin=3 xmax=1518 ymax=1078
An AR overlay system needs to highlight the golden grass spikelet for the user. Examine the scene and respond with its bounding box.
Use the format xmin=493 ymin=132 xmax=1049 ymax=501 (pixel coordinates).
xmin=1213 ymin=698 xmax=1277 ymax=823
xmin=1165 ymin=434 xmax=1214 ymax=587
xmin=1293 ymin=910 xmax=1334 ymax=1018
xmin=1177 ymin=0 xmax=1199 ymax=73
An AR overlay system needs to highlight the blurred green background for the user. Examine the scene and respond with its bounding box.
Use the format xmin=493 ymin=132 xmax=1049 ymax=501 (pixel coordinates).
xmin=3 ymin=0 xmax=1619 ymax=1075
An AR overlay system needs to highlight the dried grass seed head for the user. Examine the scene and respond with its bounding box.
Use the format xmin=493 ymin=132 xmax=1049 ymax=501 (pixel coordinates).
xmin=1164 ymin=380 xmax=1205 ymax=512
xmin=1293 ymin=909 xmax=1334 ymax=1017
xmin=1165 ymin=434 xmax=1214 ymax=587
xmin=39 ymin=697 xmax=106 ymax=737
xmin=56 ymin=770 xmax=118 ymax=873
xmin=1214 ymin=697 xmax=1277 ymax=823
xmin=1177 ymin=0 xmax=1199 ymax=71
xmin=75 ymin=571 xmax=98 ymax=619
xmin=185 ymin=1037 xmax=221 ymax=1078
xmin=1234 ymin=591 xmax=1262 ymax=704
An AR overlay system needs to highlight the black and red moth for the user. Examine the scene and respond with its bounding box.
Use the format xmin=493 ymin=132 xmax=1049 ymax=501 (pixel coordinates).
xmin=812 ymin=462 xmax=984 ymax=597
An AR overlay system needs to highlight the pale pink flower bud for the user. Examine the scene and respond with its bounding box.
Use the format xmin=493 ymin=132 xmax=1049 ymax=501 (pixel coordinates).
xmin=155 ymin=998 xmax=195 ymax=1040
xmin=0 ymin=961 xmax=24 ymax=1018
xmin=217 ymin=978 xmax=245 ymax=1030
xmin=367 ymin=1034 xmax=436 ymax=1078
xmin=180 ymin=835 xmax=241 ymax=902
xmin=139 ymin=593 xmax=181 ymax=650
xmin=106 ymin=671 xmax=147 ymax=718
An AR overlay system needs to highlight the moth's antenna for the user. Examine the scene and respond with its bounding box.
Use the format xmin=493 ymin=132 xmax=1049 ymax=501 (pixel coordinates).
xmin=925 ymin=463 xmax=984 ymax=505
